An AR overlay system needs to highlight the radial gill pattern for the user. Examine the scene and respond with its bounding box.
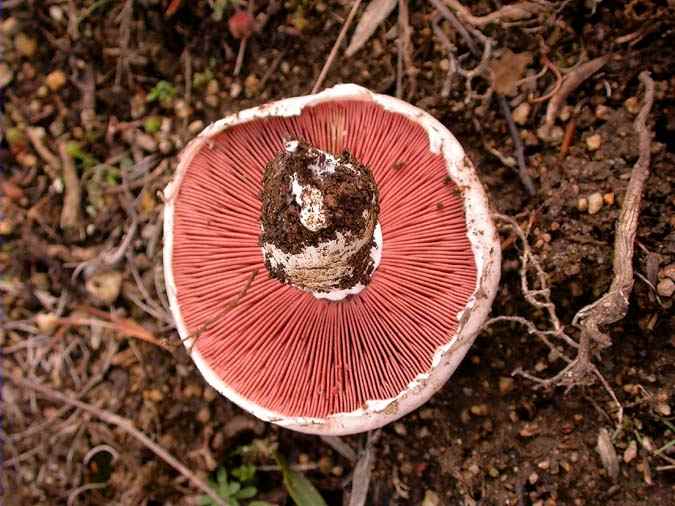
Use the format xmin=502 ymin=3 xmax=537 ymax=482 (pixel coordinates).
xmin=171 ymin=100 xmax=477 ymax=418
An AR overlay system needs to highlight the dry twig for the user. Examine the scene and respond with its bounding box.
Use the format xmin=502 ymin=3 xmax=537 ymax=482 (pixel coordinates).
xmin=444 ymin=0 xmax=550 ymax=27
xmin=311 ymin=0 xmax=363 ymax=94
xmin=9 ymin=376 xmax=228 ymax=506
xmin=58 ymin=141 xmax=82 ymax=234
xmin=26 ymin=127 xmax=60 ymax=179
xmin=348 ymin=430 xmax=381 ymax=506
xmin=498 ymin=96 xmax=536 ymax=195
xmin=397 ymin=0 xmax=417 ymax=100
xmin=345 ymin=0 xmax=397 ymax=58
xmin=573 ymin=71 xmax=655 ymax=350
xmin=541 ymin=55 xmax=609 ymax=136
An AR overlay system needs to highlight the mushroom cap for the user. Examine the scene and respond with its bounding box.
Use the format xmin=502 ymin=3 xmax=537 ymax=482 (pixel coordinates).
xmin=163 ymin=84 xmax=501 ymax=435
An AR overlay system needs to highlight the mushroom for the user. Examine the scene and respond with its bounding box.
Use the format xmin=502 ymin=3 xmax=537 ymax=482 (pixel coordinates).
xmin=163 ymin=84 xmax=501 ymax=435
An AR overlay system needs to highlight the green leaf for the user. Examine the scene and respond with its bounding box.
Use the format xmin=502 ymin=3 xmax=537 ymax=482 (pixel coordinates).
xmin=217 ymin=468 xmax=228 ymax=485
xmin=227 ymin=481 xmax=241 ymax=495
xmin=198 ymin=495 xmax=215 ymax=506
xmin=232 ymin=464 xmax=256 ymax=483
xmin=235 ymin=486 xmax=257 ymax=499
xmin=274 ymin=453 xmax=328 ymax=506
xmin=248 ymin=502 xmax=273 ymax=506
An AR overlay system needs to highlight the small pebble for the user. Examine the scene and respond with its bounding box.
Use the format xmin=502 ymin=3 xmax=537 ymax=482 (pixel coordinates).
xmin=45 ymin=69 xmax=66 ymax=91
xmin=135 ymin=132 xmax=157 ymax=152
xmin=512 ymin=102 xmax=531 ymax=125
xmin=519 ymin=423 xmax=540 ymax=437
xmin=655 ymin=402 xmax=671 ymax=416
xmin=559 ymin=105 xmax=573 ymax=122
xmin=244 ymin=74 xmax=259 ymax=97
xmin=49 ymin=5 xmax=64 ymax=22
xmin=623 ymin=440 xmax=638 ymax=463
xmin=183 ymin=383 xmax=203 ymax=398
xmin=660 ymin=263 xmax=675 ymax=281
xmin=144 ymin=388 xmax=163 ymax=402
xmin=230 ymin=81 xmax=242 ymax=98
xmin=188 ymin=120 xmax=204 ymax=135
xmin=603 ymin=192 xmax=615 ymax=206
xmin=470 ymin=404 xmax=489 ymax=416
xmin=656 ymin=278 xmax=674 ymax=298
xmin=196 ymin=406 xmax=211 ymax=424
xmin=85 ymin=271 xmax=122 ymax=305
xmin=159 ymin=139 xmax=173 ymax=154
xmin=393 ymin=422 xmax=407 ymax=436
xmin=418 ymin=427 xmax=431 ymax=438
xmin=0 ymin=218 xmax=15 ymax=235
xmin=577 ymin=197 xmax=588 ymax=211
xmin=537 ymin=125 xmax=564 ymax=144
xmin=595 ymin=104 xmax=611 ymax=120
xmin=203 ymin=387 xmax=218 ymax=402
xmin=529 ymin=472 xmax=539 ymax=485
xmin=1 ymin=17 xmax=18 ymax=36
xmin=419 ymin=408 xmax=435 ymax=420
xmin=35 ymin=313 xmax=59 ymax=335
xmin=0 ymin=63 xmax=13 ymax=88
xmin=15 ymin=33 xmax=37 ymax=57
xmin=498 ymin=377 xmax=514 ymax=394
xmin=586 ymin=134 xmax=602 ymax=151
xmin=174 ymin=99 xmax=192 ymax=119
xmin=587 ymin=192 xmax=604 ymax=214
xmin=624 ymin=96 xmax=640 ymax=114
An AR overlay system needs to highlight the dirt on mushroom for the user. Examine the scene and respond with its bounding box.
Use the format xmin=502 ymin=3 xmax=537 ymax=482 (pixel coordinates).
xmin=1 ymin=1 xmax=674 ymax=505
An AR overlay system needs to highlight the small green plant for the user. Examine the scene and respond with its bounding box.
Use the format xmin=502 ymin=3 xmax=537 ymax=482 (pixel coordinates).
xmin=65 ymin=141 xmax=98 ymax=169
xmin=143 ymin=115 xmax=162 ymax=134
xmin=199 ymin=465 xmax=271 ymax=506
xmin=147 ymin=80 xmax=177 ymax=107
xmin=193 ymin=69 xmax=215 ymax=89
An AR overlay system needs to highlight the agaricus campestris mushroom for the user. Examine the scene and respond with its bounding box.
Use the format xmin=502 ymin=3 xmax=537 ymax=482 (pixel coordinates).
xmin=163 ymin=84 xmax=500 ymax=435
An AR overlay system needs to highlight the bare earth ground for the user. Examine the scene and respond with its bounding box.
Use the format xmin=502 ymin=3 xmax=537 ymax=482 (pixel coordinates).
xmin=1 ymin=1 xmax=674 ymax=505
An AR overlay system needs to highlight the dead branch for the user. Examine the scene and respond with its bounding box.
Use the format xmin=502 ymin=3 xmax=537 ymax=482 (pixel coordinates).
xmin=397 ymin=0 xmax=417 ymax=100
xmin=26 ymin=127 xmax=60 ymax=179
xmin=444 ymin=0 xmax=550 ymax=27
xmin=9 ymin=376 xmax=227 ymax=506
xmin=311 ymin=0 xmax=363 ymax=94
xmin=320 ymin=436 xmax=357 ymax=462
xmin=345 ymin=0 xmax=397 ymax=58
xmin=58 ymin=141 xmax=82 ymax=234
xmin=541 ymin=55 xmax=609 ymax=136
xmin=348 ymin=430 xmax=381 ymax=506
xmin=529 ymin=54 xmax=562 ymax=104
xmin=573 ymin=71 xmax=655 ymax=346
xmin=498 ymin=96 xmax=536 ymax=195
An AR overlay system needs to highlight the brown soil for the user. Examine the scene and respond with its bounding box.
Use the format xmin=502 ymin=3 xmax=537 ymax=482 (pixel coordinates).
xmin=1 ymin=1 xmax=674 ymax=505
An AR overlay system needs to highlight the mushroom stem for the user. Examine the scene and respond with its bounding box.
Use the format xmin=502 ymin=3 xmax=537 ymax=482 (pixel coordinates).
xmin=260 ymin=139 xmax=381 ymax=300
